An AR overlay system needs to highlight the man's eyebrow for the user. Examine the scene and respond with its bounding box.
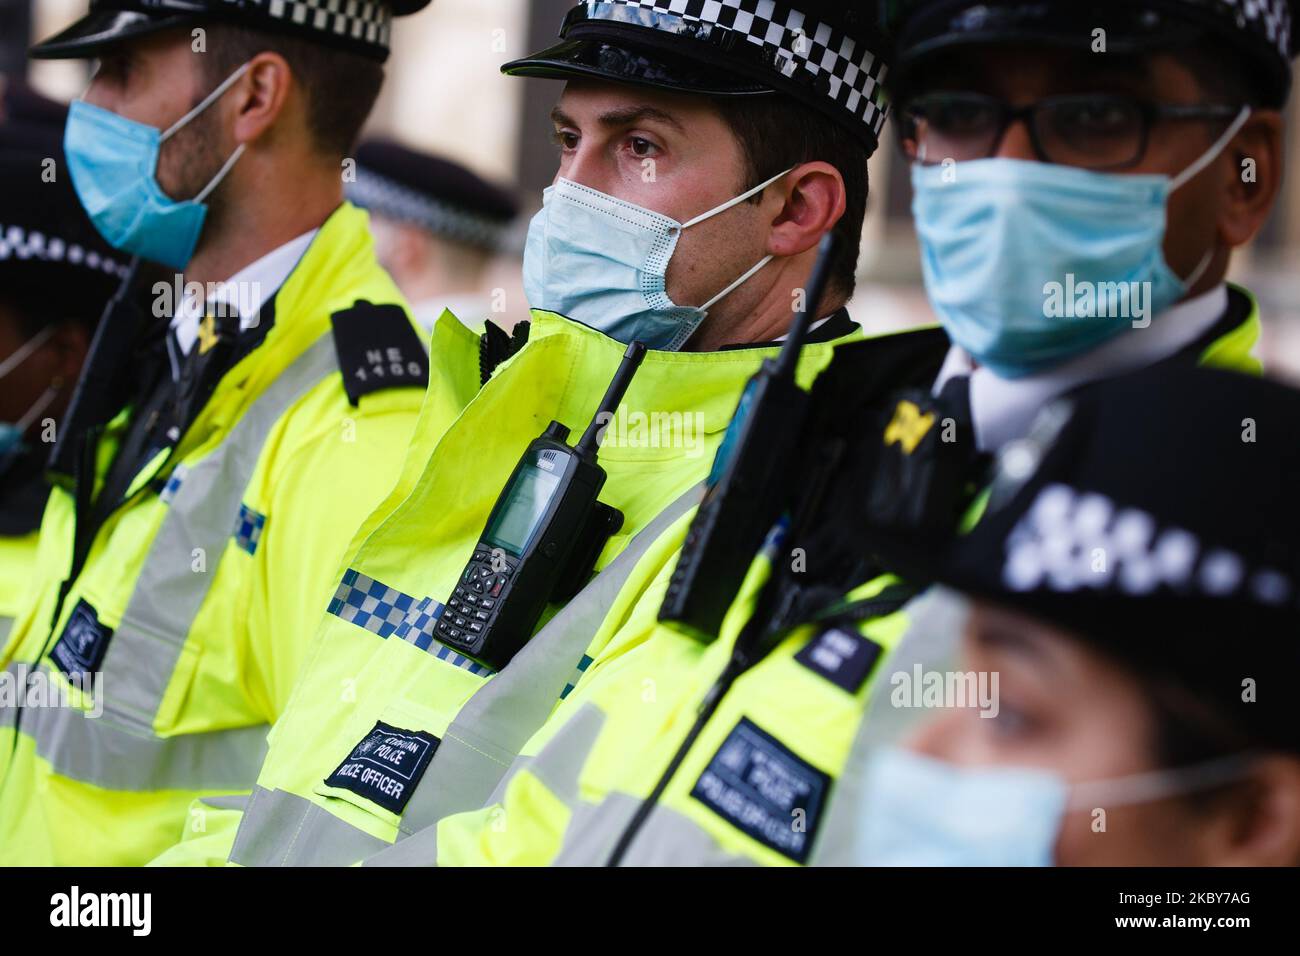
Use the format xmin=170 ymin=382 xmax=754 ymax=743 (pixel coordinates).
xmin=549 ymin=104 xmax=685 ymax=132
xmin=596 ymin=105 xmax=686 ymax=132
xmin=1053 ymin=55 xmax=1153 ymax=87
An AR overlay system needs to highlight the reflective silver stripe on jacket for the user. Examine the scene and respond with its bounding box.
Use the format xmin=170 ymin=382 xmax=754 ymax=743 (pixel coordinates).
xmin=364 ymin=699 xmax=609 ymax=866
xmin=554 ymin=793 xmax=759 ymax=867
xmin=100 ymin=335 xmax=339 ymax=733
xmin=11 ymin=335 xmax=338 ymax=791
xmin=0 ymin=663 xmax=269 ymax=791
xmin=394 ymin=482 xmax=704 ymax=838
xmin=243 ymin=486 xmax=702 ymax=867
xmin=0 ymin=616 xmax=12 ymax=646
xmin=230 ymin=785 xmax=390 ymax=866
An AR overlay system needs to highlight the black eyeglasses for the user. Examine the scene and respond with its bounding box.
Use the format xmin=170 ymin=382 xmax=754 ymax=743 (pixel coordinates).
xmin=897 ymin=92 xmax=1243 ymax=170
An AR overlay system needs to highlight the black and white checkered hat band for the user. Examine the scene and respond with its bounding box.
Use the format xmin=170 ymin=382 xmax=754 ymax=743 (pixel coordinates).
xmin=347 ymin=169 xmax=512 ymax=250
xmin=261 ymin=0 xmax=392 ymax=50
xmin=578 ymin=0 xmax=889 ymax=139
xmin=1212 ymin=0 xmax=1292 ymax=58
xmin=0 ymin=224 xmax=125 ymax=277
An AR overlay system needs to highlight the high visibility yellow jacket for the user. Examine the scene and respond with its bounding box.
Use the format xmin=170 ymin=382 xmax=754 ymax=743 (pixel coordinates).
xmin=392 ymin=290 xmax=1264 ymax=867
xmin=0 ymin=203 xmax=428 ymax=866
xmin=150 ymin=309 xmax=862 ymax=865
xmin=0 ymin=450 xmax=50 ymax=642
xmin=0 ymin=531 xmax=38 ymax=643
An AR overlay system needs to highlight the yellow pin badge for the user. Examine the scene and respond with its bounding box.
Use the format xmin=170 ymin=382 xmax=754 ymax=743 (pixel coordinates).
xmin=884 ymin=400 xmax=935 ymax=455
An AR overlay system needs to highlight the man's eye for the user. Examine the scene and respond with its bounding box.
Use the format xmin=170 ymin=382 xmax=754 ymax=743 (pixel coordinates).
xmin=550 ymin=130 xmax=579 ymax=151
xmin=983 ymin=702 xmax=1038 ymax=741
xmin=628 ymin=137 xmax=657 ymax=158
xmin=931 ymin=102 xmax=995 ymax=134
xmin=1060 ymin=101 xmax=1133 ymax=132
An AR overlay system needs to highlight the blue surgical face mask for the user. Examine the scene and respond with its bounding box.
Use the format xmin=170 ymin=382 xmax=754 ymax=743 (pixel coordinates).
xmin=0 ymin=325 xmax=59 ymax=455
xmin=65 ymin=62 xmax=253 ymax=270
xmin=912 ymin=108 xmax=1251 ymax=379
xmin=523 ymin=169 xmax=791 ymax=350
xmin=855 ymin=746 xmax=1253 ymax=867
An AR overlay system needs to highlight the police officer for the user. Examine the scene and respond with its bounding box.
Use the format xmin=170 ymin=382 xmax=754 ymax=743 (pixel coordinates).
xmin=152 ymin=0 xmax=893 ymax=866
xmin=0 ymin=109 xmax=124 ymax=644
xmin=849 ymin=365 xmax=1300 ymax=867
xmin=348 ymin=139 xmax=520 ymax=333
xmin=409 ymin=0 xmax=1299 ymax=867
xmin=0 ymin=0 xmax=432 ymax=865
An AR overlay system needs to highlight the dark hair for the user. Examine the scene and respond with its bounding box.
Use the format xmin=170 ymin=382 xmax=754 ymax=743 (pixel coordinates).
xmin=0 ymin=271 xmax=107 ymax=338
xmin=1173 ymin=41 xmax=1259 ymax=108
xmin=1144 ymin=676 xmax=1258 ymax=813
xmin=712 ymin=94 xmax=869 ymax=304
xmin=202 ymin=23 xmax=385 ymax=160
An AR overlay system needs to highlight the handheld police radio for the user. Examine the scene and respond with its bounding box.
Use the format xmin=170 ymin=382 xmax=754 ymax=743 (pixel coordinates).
xmin=435 ymin=341 xmax=647 ymax=670
xmin=657 ymin=234 xmax=840 ymax=643
xmin=47 ymin=257 xmax=144 ymax=487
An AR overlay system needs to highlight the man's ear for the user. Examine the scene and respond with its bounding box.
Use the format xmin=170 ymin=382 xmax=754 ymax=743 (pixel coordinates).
xmin=228 ymin=51 xmax=294 ymax=147
xmin=765 ymin=161 xmax=847 ymax=258
xmin=1215 ymin=755 xmax=1300 ymax=866
xmin=1218 ymin=110 xmax=1284 ymax=249
xmin=51 ymin=320 xmax=91 ymax=386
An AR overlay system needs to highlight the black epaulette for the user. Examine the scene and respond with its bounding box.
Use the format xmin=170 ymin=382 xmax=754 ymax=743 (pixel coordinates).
xmin=330 ymin=300 xmax=430 ymax=406
xmin=479 ymin=318 xmax=531 ymax=386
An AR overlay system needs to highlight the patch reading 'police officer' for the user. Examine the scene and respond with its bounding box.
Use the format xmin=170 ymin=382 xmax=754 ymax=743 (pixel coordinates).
xmin=49 ymin=599 xmax=113 ymax=681
xmin=794 ymin=627 xmax=882 ymax=694
xmin=323 ymin=721 xmax=439 ymax=815
xmin=330 ymin=300 xmax=430 ymax=406
xmin=690 ymin=717 xmax=830 ymax=864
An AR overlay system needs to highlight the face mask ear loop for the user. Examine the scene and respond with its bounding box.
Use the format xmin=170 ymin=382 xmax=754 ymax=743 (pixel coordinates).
xmin=194 ymin=143 xmax=248 ymax=203
xmin=1169 ymin=106 xmax=1252 ymax=193
xmin=699 ymin=254 xmax=776 ymax=312
xmin=1066 ymin=750 xmax=1259 ymax=812
xmin=161 ymin=61 xmax=254 ymax=143
xmin=0 ymin=325 xmax=57 ymax=379
xmin=14 ymin=386 xmax=59 ymax=434
xmin=1181 ymin=245 xmax=1216 ymax=289
xmin=681 ymin=166 xmax=796 ymax=229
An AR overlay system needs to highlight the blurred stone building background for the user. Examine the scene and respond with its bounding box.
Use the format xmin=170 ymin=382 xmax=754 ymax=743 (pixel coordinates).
xmin=7 ymin=0 xmax=1300 ymax=381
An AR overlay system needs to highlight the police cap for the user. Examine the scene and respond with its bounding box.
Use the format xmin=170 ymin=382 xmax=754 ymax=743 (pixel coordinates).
xmin=886 ymin=0 xmax=1298 ymax=107
xmin=915 ymin=364 xmax=1300 ymax=754
xmin=348 ymin=140 xmax=519 ymax=251
xmin=503 ymin=1 xmax=893 ymax=149
xmin=0 ymin=129 xmax=126 ymax=326
xmin=30 ymin=0 xmax=432 ymax=64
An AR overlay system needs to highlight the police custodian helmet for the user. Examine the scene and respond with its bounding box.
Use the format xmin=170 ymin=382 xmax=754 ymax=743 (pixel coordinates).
xmin=504 ymin=1 xmax=893 ymax=151
xmin=29 ymin=0 xmax=433 ymax=63
xmin=886 ymin=0 xmax=1299 ymax=106
xmin=917 ymin=363 xmax=1300 ymax=755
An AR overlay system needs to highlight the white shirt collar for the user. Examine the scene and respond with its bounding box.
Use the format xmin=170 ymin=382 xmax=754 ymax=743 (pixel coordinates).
xmin=170 ymin=229 xmax=318 ymax=357
xmin=408 ymin=295 xmax=491 ymax=334
xmin=934 ymin=284 xmax=1232 ymax=453
xmin=771 ymin=314 xmax=841 ymax=342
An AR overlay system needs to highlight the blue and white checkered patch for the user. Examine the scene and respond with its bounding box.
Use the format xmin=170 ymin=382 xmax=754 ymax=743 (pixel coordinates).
xmin=328 ymin=569 xmax=492 ymax=676
xmin=560 ymin=654 xmax=595 ymax=701
xmin=159 ymin=464 xmax=189 ymax=506
xmin=233 ymin=503 xmax=267 ymax=555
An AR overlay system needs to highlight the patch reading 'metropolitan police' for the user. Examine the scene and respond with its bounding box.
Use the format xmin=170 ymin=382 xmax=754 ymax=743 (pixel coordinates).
xmin=49 ymin=599 xmax=114 ymax=681
xmin=690 ymin=717 xmax=830 ymax=864
xmin=324 ymin=721 xmax=439 ymax=815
